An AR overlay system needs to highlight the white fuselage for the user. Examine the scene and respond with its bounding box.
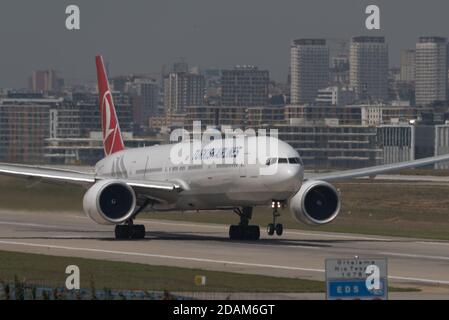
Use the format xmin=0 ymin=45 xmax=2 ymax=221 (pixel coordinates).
xmin=94 ymin=136 xmax=304 ymax=211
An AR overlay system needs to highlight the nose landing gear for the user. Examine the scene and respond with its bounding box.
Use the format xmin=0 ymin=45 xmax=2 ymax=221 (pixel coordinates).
xmin=267 ymin=201 xmax=284 ymax=237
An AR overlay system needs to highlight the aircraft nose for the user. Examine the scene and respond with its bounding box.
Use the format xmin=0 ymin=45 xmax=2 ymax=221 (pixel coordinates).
xmin=277 ymin=164 xmax=303 ymax=188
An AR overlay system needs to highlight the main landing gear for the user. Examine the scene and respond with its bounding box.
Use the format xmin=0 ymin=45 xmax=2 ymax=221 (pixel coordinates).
xmin=115 ymin=220 xmax=146 ymax=240
xmin=267 ymin=201 xmax=284 ymax=237
xmin=229 ymin=207 xmax=260 ymax=241
xmin=115 ymin=199 xmax=150 ymax=240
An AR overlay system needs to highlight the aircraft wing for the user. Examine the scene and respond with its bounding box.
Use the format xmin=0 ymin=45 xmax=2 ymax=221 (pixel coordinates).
xmin=0 ymin=163 xmax=182 ymax=202
xmin=0 ymin=163 xmax=95 ymax=185
xmin=307 ymin=153 xmax=449 ymax=182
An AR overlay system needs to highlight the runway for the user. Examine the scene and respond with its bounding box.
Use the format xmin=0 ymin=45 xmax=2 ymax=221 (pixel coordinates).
xmin=0 ymin=209 xmax=449 ymax=295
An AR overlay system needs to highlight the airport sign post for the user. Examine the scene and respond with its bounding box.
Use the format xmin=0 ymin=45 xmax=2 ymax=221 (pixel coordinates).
xmin=325 ymin=258 xmax=388 ymax=300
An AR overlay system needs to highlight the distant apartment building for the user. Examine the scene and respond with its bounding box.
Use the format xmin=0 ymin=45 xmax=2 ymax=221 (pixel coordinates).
xmin=125 ymin=78 xmax=159 ymax=125
xmin=0 ymin=101 xmax=54 ymax=163
xmin=111 ymin=75 xmax=131 ymax=92
xmin=184 ymin=104 xmax=286 ymax=131
xmin=350 ymin=36 xmax=389 ymax=103
xmin=246 ymin=106 xmax=285 ymax=127
xmin=400 ymin=49 xmax=416 ymax=82
xmin=45 ymin=132 xmax=164 ymax=165
xmin=70 ymin=92 xmax=133 ymax=137
xmin=377 ymin=125 xmax=415 ymax=164
xmin=415 ymin=37 xmax=448 ymax=106
xmin=221 ymin=66 xmax=269 ymax=106
xmin=203 ymin=68 xmax=222 ymax=106
xmin=185 ymin=105 xmax=247 ymax=130
xmin=262 ymin=123 xmax=382 ymax=169
xmin=148 ymin=114 xmax=186 ymax=132
xmin=0 ymin=92 xmax=133 ymax=165
xmin=29 ymin=70 xmax=63 ymax=93
xmin=315 ymin=86 xmax=355 ymax=106
xmin=358 ymin=104 xmax=433 ymax=126
xmin=164 ymin=73 xmax=205 ymax=115
xmin=284 ymin=105 xmax=362 ymax=126
xmin=44 ymin=93 xmax=138 ymax=165
xmin=290 ymin=39 xmax=329 ymax=104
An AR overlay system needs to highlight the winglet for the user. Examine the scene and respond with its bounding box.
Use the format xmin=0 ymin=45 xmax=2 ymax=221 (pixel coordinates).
xmin=95 ymin=55 xmax=125 ymax=157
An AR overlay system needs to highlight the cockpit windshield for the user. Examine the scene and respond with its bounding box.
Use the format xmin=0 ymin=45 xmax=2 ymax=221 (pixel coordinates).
xmin=265 ymin=157 xmax=303 ymax=166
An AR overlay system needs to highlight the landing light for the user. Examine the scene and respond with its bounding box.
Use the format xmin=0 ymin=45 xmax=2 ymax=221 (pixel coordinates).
xmin=272 ymin=201 xmax=282 ymax=208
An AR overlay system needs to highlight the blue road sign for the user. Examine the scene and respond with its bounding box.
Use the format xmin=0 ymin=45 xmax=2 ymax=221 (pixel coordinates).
xmin=327 ymin=279 xmax=387 ymax=299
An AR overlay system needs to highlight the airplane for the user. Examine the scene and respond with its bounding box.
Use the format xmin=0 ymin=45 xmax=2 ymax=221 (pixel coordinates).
xmin=2 ymin=55 xmax=449 ymax=241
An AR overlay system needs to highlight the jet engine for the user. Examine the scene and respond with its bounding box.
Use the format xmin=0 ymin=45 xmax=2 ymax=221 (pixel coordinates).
xmin=289 ymin=180 xmax=341 ymax=225
xmin=83 ymin=180 xmax=136 ymax=225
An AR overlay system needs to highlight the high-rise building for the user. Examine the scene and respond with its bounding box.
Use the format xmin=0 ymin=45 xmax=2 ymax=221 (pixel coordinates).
xmin=125 ymin=78 xmax=159 ymax=125
xmin=29 ymin=70 xmax=63 ymax=93
xmin=111 ymin=76 xmax=131 ymax=92
xmin=415 ymin=37 xmax=448 ymax=106
xmin=0 ymin=97 xmax=60 ymax=163
xmin=290 ymin=39 xmax=329 ymax=104
xmin=221 ymin=66 xmax=269 ymax=107
xmin=71 ymin=92 xmax=133 ymax=136
xmin=400 ymin=49 xmax=416 ymax=82
xmin=164 ymin=73 xmax=205 ymax=115
xmin=350 ymin=36 xmax=389 ymax=103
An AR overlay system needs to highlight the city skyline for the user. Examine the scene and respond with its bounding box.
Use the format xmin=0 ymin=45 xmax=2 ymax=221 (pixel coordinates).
xmin=1 ymin=0 xmax=449 ymax=87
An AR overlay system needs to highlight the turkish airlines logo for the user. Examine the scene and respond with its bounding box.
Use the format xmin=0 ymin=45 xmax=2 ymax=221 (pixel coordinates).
xmin=101 ymin=90 xmax=122 ymax=156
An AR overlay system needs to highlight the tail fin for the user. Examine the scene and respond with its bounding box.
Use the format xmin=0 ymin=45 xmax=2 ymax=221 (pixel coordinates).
xmin=95 ymin=55 xmax=125 ymax=157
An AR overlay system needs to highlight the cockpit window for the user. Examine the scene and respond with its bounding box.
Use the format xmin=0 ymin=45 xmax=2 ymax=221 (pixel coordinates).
xmin=266 ymin=157 xmax=302 ymax=165
xmin=288 ymin=157 xmax=301 ymax=164
xmin=265 ymin=158 xmax=278 ymax=166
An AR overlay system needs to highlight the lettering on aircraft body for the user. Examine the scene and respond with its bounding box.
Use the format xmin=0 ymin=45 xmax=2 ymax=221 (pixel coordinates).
xmin=111 ymin=155 xmax=128 ymax=179
xmin=191 ymin=146 xmax=242 ymax=161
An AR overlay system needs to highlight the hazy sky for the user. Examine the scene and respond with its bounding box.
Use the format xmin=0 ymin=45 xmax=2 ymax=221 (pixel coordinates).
xmin=0 ymin=0 xmax=448 ymax=88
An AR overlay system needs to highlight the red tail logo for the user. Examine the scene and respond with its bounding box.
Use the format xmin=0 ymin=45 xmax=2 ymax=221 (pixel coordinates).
xmin=95 ymin=55 xmax=125 ymax=157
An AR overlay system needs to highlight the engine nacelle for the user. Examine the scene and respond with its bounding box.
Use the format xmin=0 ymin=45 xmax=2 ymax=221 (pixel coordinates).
xmin=83 ymin=180 xmax=136 ymax=225
xmin=289 ymin=180 xmax=341 ymax=225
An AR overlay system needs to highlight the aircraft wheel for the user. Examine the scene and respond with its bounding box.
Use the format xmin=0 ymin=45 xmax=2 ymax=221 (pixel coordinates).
xmin=115 ymin=225 xmax=130 ymax=240
xmin=275 ymin=224 xmax=284 ymax=236
xmin=131 ymin=225 xmax=146 ymax=239
xmin=245 ymin=225 xmax=260 ymax=241
xmin=229 ymin=225 xmax=242 ymax=240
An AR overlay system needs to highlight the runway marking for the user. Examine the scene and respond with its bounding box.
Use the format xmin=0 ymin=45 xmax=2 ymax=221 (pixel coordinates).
xmin=380 ymin=251 xmax=449 ymax=261
xmin=0 ymin=221 xmax=100 ymax=232
xmin=0 ymin=221 xmax=67 ymax=229
xmin=1 ymin=240 xmax=449 ymax=285
xmin=417 ymin=241 xmax=449 ymax=247
xmin=0 ymin=240 xmax=324 ymax=273
xmin=389 ymin=276 xmax=449 ymax=285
